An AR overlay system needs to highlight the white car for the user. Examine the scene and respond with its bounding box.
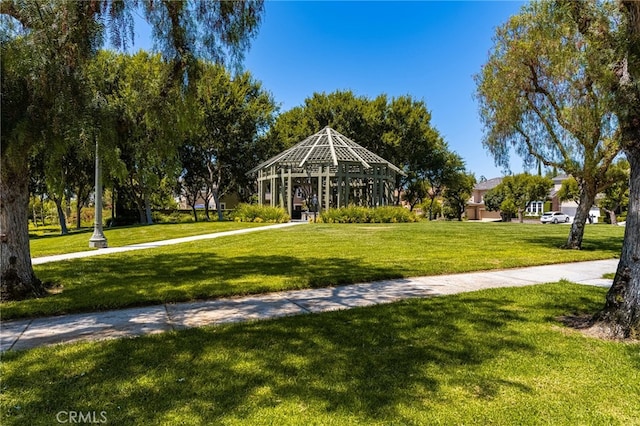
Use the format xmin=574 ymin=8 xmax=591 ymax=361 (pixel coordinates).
xmin=540 ymin=211 xmax=570 ymax=224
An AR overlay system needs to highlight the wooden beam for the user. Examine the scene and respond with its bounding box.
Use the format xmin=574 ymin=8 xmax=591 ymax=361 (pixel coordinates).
xmin=325 ymin=165 xmax=331 ymax=210
xmin=327 ymin=127 xmax=338 ymax=166
xmin=287 ymin=167 xmax=292 ymax=217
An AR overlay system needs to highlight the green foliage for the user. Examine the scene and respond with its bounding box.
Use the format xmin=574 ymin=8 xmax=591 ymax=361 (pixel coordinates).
xmin=500 ymin=199 xmax=518 ymax=216
xmin=442 ymin=171 xmax=476 ymax=221
xmin=476 ymin=0 xmax=621 ymax=173
xmin=485 ymin=174 xmax=552 ymax=222
xmin=320 ymin=206 xmax=418 ymax=223
xmin=419 ymin=198 xmax=442 ymax=220
xmin=264 ymin=90 xmax=466 ymax=201
xmin=151 ymin=211 xmax=199 ymax=224
xmin=598 ymin=159 xmax=630 ymax=219
xmin=179 ymin=62 xmax=277 ymax=220
xmin=0 ymin=0 xmax=266 ymax=298
xmin=86 ymin=50 xmax=184 ymax=225
xmin=476 ymin=0 xmax=623 ymax=245
xmin=558 ymin=176 xmax=581 ymax=203
xmin=230 ymin=204 xmax=290 ymax=223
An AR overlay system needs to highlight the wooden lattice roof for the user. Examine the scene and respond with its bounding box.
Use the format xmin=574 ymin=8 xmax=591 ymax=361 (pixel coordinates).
xmin=249 ymin=127 xmax=403 ymax=174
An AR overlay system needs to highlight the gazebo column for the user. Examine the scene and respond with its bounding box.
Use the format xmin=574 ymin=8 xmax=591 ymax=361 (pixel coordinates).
xmin=286 ymin=167 xmax=292 ymax=217
xmin=257 ymin=172 xmax=263 ymax=205
xmin=324 ymin=166 xmax=331 ymax=210
xmin=343 ymin=164 xmax=349 ymax=207
xmin=316 ymin=165 xmax=322 ymax=210
xmin=336 ymin=164 xmax=343 ymax=208
xmin=279 ymin=168 xmax=286 ymax=209
xmin=336 ymin=174 xmax=342 ymax=208
xmin=270 ymin=165 xmax=276 ymax=207
xmin=379 ymin=168 xmax=385 ymax=206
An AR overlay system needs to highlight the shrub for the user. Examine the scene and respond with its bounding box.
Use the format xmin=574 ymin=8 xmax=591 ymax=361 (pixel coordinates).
xmin=152 ymin=211 xmax=196 ymax=224
xmin=419 ymin=199 xmax=442 ymax=220
xmin=321 ymin=206 xmax=417 ymax=223
xmin=230 ymin=204 xmax=290 ymax=223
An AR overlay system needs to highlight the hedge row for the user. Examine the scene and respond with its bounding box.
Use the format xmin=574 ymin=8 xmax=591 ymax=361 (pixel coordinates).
xmin=230 ymin=204 xmax=290 ymax=223
xmin=320 ymin=206 xmax=418 ymax=223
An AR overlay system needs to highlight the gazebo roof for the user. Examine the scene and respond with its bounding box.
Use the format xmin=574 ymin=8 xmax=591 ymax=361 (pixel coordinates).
xmin=249 ymin=127 xmax=403 ymax=174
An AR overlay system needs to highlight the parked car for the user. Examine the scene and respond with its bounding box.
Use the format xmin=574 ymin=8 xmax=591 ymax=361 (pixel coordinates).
xmin=540 ymin=211 xmax=570 ymax=224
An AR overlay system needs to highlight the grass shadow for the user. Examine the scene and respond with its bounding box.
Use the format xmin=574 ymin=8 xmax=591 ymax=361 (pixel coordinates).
xmin=7 ymin=252 xmax=407 ymax=319
xmin=1 ymin=290 xmax=538 ymax=424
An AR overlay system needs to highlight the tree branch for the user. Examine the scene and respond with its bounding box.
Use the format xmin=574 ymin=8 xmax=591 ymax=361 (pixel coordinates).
xmin=522 ymin=93 xmax=574 ymax=166
xmin=525 ymin=62 xmax=575 ymax=133
xmin=0 ymin=1 xmax=28 ymax=26
xmin=514 ymin=124 xmax=565 ymax=171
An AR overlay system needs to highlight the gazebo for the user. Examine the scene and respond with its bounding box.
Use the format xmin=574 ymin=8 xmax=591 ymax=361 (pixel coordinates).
xmin=248 ymin=127 xmax=404 ymax=219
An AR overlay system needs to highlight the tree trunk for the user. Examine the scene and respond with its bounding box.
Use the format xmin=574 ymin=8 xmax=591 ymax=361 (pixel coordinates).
xmin=212 ymin=189 xmax=224 ymax=221
xmin=31 ymin=197 xmax=38 ymax=229
xmin=605 ymin=208 xmax=618 ymax=226
xmin=76 ymin=201 xmax=82 ymax=229
xmin=144 ymin=193 xmax=153 ymax=225
xmin=204 ymin=191 xmax=211 ymax=221
xmin=427 ymin=196 xmax=436 ymax=221
xmin=564 ymin=185 xmax=596 ymax=249
xmin=191 ymin=205 xmax=198 ymax=222
xmin=0 ymin=156 xmax=45 ymax=301
xmin=584 ymin=0 xmax=640 ymax=339
xmin=595 ymin=146 xmax=640 ymax=338
xmin=53 ymin=197 xmax=69 ymax=235
xmin=76 ymin=183 xmax=88 ymax=230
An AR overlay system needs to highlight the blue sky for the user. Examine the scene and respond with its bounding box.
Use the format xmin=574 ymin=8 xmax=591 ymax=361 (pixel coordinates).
xmin=132 ymin=1 xmax=527 ymax=179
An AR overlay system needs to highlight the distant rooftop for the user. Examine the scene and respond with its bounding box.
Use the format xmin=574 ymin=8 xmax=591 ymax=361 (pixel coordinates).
xmin=474 ymin=177 xmax=502 ymax=191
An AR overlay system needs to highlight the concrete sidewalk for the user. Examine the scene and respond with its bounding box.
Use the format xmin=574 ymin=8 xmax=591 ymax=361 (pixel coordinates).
xmin=0 ymin=259 xmax=618 ymax=352
xmin=32 ymin=221 xmax=308 ymax=265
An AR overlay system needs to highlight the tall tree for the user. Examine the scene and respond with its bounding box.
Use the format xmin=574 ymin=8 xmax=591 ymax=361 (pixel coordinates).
xmin=598 ymin=160 xmax=630 ymax=226
xmin=0 ymin=0 xmax=264 ymax=300
xmin=193 ymin=64 xmax=276 ymax=221
xmin=1 ymin=1 xmax=101 ymax=300
xmin=604 ymin=0 xmax=640 ymax=339
xmin=265 ymin=90 xmax=453 ymax=205
xmin=443 ymin=172 xmax=476 ymax=221
xmin=485 ymin=174 xmax=553 ymax=223
xmin=557 ymin=176 xmax=581 ymax=205
xmin=565 ymin=0 xmax=640 ymax=338
xmin=420 ymin=148 xmax=465 ymax=220
xmin=104 ymin=51 xmax=182 ymax=224
xmin=484 ymin=185 xmax=517 ymax=222
xmin=476 ymin=0 xmax=621 ymax=248
xmin=384 ymin=95 xmax=453 ymax=206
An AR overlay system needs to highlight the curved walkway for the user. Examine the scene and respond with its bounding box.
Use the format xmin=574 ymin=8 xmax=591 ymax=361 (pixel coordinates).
xmin=1 ymin=258 xmax=617 ymax=352
xmin=32 ymin=221 xmax=308 ymax=265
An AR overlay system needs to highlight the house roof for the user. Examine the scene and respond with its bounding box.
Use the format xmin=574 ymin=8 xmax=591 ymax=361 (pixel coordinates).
xmin=248 ymin=127 xmax=403 ymax=174
xmin=474 ymin=177 xmax=502 ymax=191
xmin=552 ymin=174 xmax=570 ymax=183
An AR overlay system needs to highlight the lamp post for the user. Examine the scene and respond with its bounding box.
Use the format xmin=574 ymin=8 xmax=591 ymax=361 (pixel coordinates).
xmin=89 ymin=136 xmax=108 ymax=248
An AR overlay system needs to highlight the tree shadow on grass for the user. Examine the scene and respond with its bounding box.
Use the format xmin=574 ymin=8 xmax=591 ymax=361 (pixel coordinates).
xmin=2 ymin=292 xmax=539 ymax=425
xmin=29 ymin=228 xmax=93 ymax=240
xmin=520 ymin=233 xmax=622 ymax=253
xmin=17 ymin=252 xmax=408 ymax=319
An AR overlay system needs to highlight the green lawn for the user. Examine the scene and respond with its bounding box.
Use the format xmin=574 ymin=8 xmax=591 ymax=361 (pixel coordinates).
xmin=2 ymin=222 xmax=623 ymax=320
xmin=2 ymin=283 xmax=638 ymax=425
xmin=29 ymin=221 xmax=266 ymax=257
